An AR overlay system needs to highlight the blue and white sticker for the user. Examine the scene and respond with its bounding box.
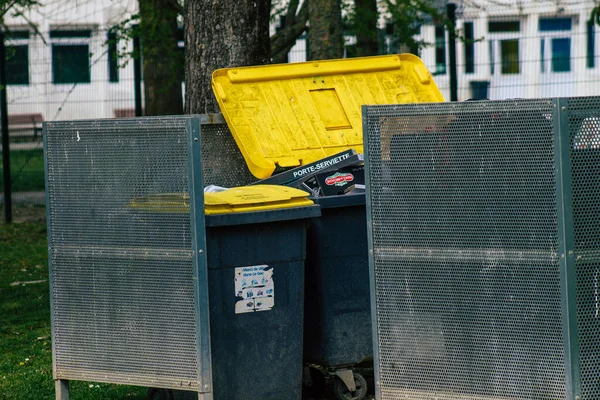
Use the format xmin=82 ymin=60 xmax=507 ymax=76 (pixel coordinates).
xmin=234 ymin=265 xmax=274 ymax=314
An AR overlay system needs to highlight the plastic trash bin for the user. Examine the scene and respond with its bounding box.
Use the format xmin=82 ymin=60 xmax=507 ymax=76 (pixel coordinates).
xmin=208 ymin=54 xmax=444 ymax=400
xmin=134 ymin=185 xmax=320 ymax=400
xmin=205 ymin=205 xmax=320 ymax=400
xmin=469 ymin=80 xmax=490 ymax=100
xmin=304 ymin=193 xmax=371 ymax=400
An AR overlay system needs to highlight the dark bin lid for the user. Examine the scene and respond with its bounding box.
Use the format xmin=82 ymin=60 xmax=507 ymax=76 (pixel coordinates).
xmin=205 ymin=205 xmax=321 ymax=227
xmin=309 ymin=193 xmax=366 ymax=209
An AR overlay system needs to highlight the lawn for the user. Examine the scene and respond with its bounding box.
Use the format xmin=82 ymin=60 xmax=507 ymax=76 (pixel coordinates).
xmin=0 ymin=149 xmax=46 ymax=192
xmin=0 ymin=221 xmax=146 ymax=400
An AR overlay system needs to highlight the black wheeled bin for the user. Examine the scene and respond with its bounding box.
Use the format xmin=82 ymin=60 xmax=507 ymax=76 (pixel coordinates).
xmin=303 ymin=193 xmax=372 ymax=400
xmin=205 ymin=204 xmax=319 ymax=400
xmin=139 ymin=186 xmax=320 ymax=400
xmin=208 ymin=55 xmax=444 ymax=400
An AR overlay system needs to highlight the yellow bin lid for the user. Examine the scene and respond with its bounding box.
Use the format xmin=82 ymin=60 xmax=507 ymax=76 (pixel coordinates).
xmin=212 ymin=53 xmax=444 ymax=179
xmin=126 ymin=185 xmax=313 ymax=215
xmin=204 ymin=185 xmax=313 ymax=214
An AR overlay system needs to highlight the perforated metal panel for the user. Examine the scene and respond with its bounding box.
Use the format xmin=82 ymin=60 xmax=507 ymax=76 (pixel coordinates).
xmin=568 ymin=97 xmax=600 ymax=399
xmin=199 ymin=116 xmax=256 ymax=187
xmin=45 ymin=117 xmax=210 ymax=391
xmin=363 ymin=98 xmax=600 ymax=399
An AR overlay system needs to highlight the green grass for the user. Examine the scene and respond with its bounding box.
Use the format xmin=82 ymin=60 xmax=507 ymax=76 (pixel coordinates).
xmin=0 ymin=222 xmax=146 ymax=400
xmin=0 ymin=149 xmax=45 ymax=192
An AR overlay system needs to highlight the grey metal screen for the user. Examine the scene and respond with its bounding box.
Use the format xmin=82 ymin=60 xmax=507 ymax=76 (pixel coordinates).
xmin=363 ymin=98 xmax=600 ymax=399
xmin=568 ymin=97 xmax=600 ymax=399
xmin=45 ymin=117 xmax=210 ymax=391
xmin=199 ymin=115 xmax=256 ymax=187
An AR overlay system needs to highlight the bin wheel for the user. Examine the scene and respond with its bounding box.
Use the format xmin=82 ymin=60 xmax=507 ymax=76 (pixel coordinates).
xmin=333 ymin=372 xmax=368 ymax=400
xmin=147 ymin=388 xmax=174 ymax=400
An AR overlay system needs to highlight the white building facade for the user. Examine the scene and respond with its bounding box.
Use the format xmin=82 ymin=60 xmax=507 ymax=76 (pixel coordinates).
xmin=418 ymin=0 xmax=600 ymax=100
xmin=4 ymin=0 xmax=138 ymax=123
xmin=3 ymin=0 xmax=600 ymax=125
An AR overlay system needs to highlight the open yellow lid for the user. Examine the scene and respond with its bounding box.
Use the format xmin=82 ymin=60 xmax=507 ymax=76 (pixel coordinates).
xmin=212 ymin=53 xmax=444 ymax=179
xmin=126 ymin=185 xmax=313 ymax=215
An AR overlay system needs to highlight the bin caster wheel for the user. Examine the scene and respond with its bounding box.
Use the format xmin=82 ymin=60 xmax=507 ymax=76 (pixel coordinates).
xmin=147 ymin=388 xmax=174 ymax=400
xmin=333 ymin=372 xmax=368 ymax=400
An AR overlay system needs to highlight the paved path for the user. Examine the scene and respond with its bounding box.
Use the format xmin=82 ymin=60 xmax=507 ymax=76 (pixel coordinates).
xmin=0 ymin=191 xmax=45 ymax=206
xmin=0 ymin=141 xmax=43 ymax=151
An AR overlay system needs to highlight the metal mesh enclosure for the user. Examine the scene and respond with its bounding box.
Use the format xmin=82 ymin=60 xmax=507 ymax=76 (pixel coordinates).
xmin=363 ymin=98 xmax=595 ymax=399
xmin=568 ymin=97 xmax=600 ymax=399
xmin=199 ymin=116 xmax=256 ymax=187
xmin=45 ymin=117 xmax=209 ymax=391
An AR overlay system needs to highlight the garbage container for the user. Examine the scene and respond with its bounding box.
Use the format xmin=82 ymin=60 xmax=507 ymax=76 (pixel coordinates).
xmin=205 ymin=190 xmax=319 ymax=400
xmin=250 ymin=155 xmax=372 ymax=400
xmin=209 ymin=54 xmax=445 ymax=400
xmin=135 ymin=185 xmax=320 ymax=400
xmin=304 ymin=193 xmax=371 ymax=400
xmin=469 ymin=80 xmax=490 ymax=100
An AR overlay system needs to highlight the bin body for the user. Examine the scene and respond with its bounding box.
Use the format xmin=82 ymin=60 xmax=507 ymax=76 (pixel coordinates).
xmin=205 ymin=207 xmax=318 ymax=400
xmin=304 ymin=194 xmax=372 ymax=367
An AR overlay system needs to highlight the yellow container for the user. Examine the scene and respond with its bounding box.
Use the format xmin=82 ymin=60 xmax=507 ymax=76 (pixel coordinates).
xmin=212 ymin=54 xmax=444 ymax=179
xmin=127 ymin=185 xmax=314 ymax=214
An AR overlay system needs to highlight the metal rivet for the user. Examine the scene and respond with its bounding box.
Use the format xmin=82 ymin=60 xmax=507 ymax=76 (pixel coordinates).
xmin=199 ymin=249 xmax=204 ymax=254
xmin=194 ymin=137 xmax=199 ymax=142
xmin=562 ymin=106 xmax=567 ymax=111
xmin=561 ymin=253 xmax=565 ymax=259
xmin=568 ymin=250 xmax=573 ymax=256
xmin=204 ymin=384 xmax=209 ymax=390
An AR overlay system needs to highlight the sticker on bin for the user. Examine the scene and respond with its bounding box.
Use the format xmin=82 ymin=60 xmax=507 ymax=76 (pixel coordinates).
xmin=235 ymin=265 xmax=274 ymax=314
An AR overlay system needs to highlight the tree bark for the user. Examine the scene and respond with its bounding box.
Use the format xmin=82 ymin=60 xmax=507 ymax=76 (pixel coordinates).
xmin=308 ymin=0 xmax=343 ymax=60
xmin=185 ymin=0 xmax=271 ymax=114
xmin=139 ymin=0 xmax=183 ymax=115
xmin=354 ymin=0 xmax=378 ymax=57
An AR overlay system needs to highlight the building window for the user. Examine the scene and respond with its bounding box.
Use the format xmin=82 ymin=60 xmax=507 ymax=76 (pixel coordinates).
xmin=51 ymin=29 xmax=92 ymax=84
xmin=587 ymin=20 xmax=595 ymax=69
xmin=539 ymin=17 xmax=572 ymax=73
xmin=488 ymin=20 xmax=521 ymax=75
xmin=541 ymin=39 xmax=545 ymax=73
xmin=434 ymin=25 xmax=446 ymax=75
xmin=464 ymin=22 xmax=474 ymax=74
xmin=552 ymin=38 xmax=571 ymax=72
xmin=488 ymin=21 xmax=520 ymax=33
xmin=539 ymin=18 xmax=572 ymax=32
xmin=500 ymin=39 xmax=520 ymax=74
xmin=108 ymin=29 xmax=119 ymax=83
xmin=5 ymin=30 xmax=30 ymax=85
xmin=489 ymin=40 xmax=494 ymax=75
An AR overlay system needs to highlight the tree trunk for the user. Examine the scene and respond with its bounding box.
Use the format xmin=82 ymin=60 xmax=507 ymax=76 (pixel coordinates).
xmin=185 ymin=0 xmax=271 ymax=114
xmin=139 ymin=0 xmax=183 ymax=115
xmin=308 ymin=0 xmax=344 ymax=60
xmin=354 ymin=0 xmax=378 ymax=57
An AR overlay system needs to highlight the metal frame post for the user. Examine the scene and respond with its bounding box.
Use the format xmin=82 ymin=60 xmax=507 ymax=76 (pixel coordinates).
xmin=187 ymin=118 xmax=213 ymax=396
xmin=447 ymin=3 xmax=458 ymax=102
xmin=55 ymin=379 xmax=69 ymax=400
xmin=554 ymin=98 xmax=582 ymax=400
xmin=0 ymin=30 xmax=12 ymax=223
xmin=133 ymin=30 xmax=143 ymax=117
